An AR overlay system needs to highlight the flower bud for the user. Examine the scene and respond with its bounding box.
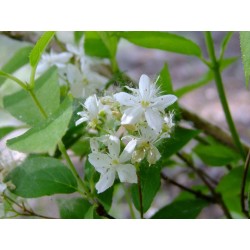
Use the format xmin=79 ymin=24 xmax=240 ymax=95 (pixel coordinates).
xmin=132 ymin=148 xmax=146 ymax=164
xmin=147 ymin=146 xmax=161 ymax=166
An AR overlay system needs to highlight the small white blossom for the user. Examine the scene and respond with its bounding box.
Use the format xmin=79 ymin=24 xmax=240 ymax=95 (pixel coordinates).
xmin=75 ymin=94 xmax=110 ymax=128
xmin=123 ymin=124 xmax=162 ymax=165
xmin=66 ymin=64 xmax=108 ymax=99
xmin=114 ymin=74 xmax=177 ymax=133
xmin=88 ymin=135 xmax=137 ymax=193
xmin=162 ymin=111 xmax=175 ymax=137
xmin=37 ymin=50 xmax=72 ymax=74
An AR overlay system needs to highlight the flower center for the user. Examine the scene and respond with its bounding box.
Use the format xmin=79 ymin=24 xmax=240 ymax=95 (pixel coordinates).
xmin=112 ymin=159 xmax=119 ymax=165
xmin=89 ymin=118 xmax=99 ymax=128
xmin=141 ymin=100 xmax=150 ymax=108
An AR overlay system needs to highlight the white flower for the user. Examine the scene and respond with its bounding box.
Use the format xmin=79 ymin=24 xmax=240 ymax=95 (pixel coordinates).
xmin=162 ymin=111 xmax=175 ymax=136
xmin=66 ymin=37 xmax=85 ymax=62
xmin=75 ymin=94 xmax=110 ymax=128
xmin=37 ymin=50 xmax=72 ymax=74
xmin=66 ymin=64 xmax=108 ymax=99
xmin=114 ymin=74 xmax=177 ymax=133
xmin=123 ymin=124 xmax=162 ymax=165
xmin=88 ymin=135 xmax=137 ymax=193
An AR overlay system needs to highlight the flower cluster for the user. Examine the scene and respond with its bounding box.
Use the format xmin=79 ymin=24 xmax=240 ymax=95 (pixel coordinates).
xmin=37 ymin=33 xmax=109 ymax=99
xmin=76 ymin=74 xmax=177 ymax=193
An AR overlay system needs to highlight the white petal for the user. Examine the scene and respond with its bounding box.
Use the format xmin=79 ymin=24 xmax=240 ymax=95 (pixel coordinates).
xmin=139 ymin=74 xmax=151 ymax=100
xmin=75 ymin=117 xmax=88 ymax=126
xmin=119 ymin=139 xmax=137 ymax=163
xmin=108 ymin=135 xmax=120 ymax=158
xmin=0 ymin=183 xmax=7 ymax=194
xmin=70 ymin=82 xmax=84 ymax=98
xmin=53 ymin=52 xmax=72 ymax=64
xmin=37 ymin=62 xmax=49 ymax=74
xmin=88 ymin=153 xmax=112 ymax=174
xmin=84 ymin=95 xmax=99 ymax=116
xmin=121 ymin=135 xmax=136 ymax=145
xmin=116 ymin=164 xmax=137 ymax=183
xmin=145 ymin=108 xmax=163 ymax=133
xmin=95 ymin=170 xmax=116 ymax=193
xmin=121 ymin=106 xmax=143 ymax=124
xmin=113 ymin=92 xmax=137 ymax=106
xmin=56 ymin=31 xmax=74 ymax=44
xmin=152 ymin=95 xmax=177 ymax=110
xmin=90 ymin=138 xmax=99 ymax=153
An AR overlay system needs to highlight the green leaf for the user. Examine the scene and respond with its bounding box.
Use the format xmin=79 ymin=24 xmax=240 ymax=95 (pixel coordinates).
xmin=158 ymin=126 xmax=200 ymax=160
xmin=71 ymin=139 xmax=90 ymax=156
xmin=240 ymin=32 xmax=250 ymax=87
xmin=131 ymin=161 xmax=161 ymax=213
xmin=84 ymin=206 xmax=102 ymax=219
xmin=217 ymin=167 xmax=250 ymax=214
xmin=74 ymin=31 xmax=84 ymax=44
xmin=97 ymin=186 xmax=114 ymax=212
xmin=3 ymin=67 xmax=60 ymax=126
xmin=98 ymin=32 xmax=118 ymax=58
xmin=57 ymin=197 xmax=91 ymax=219
xmin=151 ymin=199 xmax=208 ymax=219
xmin=7 ymin=96 xmax=73 ymax=155
xmin=0 ymin=126 xmax=16 ymax=140
xmin=29 ymin=31 xmax=55 ymax=68
xmin=219 ymin=32 xmax=233 ymax=59
xmin=193 ymin=144 xmax=241 ymax=166
xmin=120 ymin=32 xmax=201 ymax=56
xmin=175 ymin=57 xmax=238 ymax=97
xmin=156 ymin=64 xmax=174 ymax=95
xmin=0 ymin=46 xmax=32 ymax=86
xmin=84 ymin=32 xmax=110 ymax=58
xmin=156 ymin=64 xmax=179 ymax=115
xmin=5 ymin=156 xmax=77 ymax=198
xmin=98 ymin=32 xmax=119 ymax=71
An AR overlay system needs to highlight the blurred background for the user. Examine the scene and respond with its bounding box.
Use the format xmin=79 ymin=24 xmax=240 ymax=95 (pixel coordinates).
xmin=0 ymin=31 xmax=249 ymax=218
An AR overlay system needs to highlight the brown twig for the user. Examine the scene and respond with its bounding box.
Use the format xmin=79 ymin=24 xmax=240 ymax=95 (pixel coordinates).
xmin=4 ymin=194 xmax=56 ymax=219
xmin=180 ymin=107 xmax=250 ymax=153
xmin=177 ymin=152 xmax=232 ymax=219
xmin=240 ymin=150 xmax=250 ymax=218
xmin=161 ymin=173 xmax=214 ymax=203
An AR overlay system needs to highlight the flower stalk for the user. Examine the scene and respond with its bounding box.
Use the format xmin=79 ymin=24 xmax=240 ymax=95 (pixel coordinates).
xmin=204 ymin=31 xmax=246 ymax=159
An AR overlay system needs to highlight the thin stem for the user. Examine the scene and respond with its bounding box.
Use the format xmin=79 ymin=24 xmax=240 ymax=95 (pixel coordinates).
xmin=177 ymin=152 xmax=232 ymax=219
xmin=4 ymin=194 xmax=56 ymax=219
xmin=29 ymin=89 xmax=48 ymax=119
xmin=57 ymin=140 xmax=90 ymax=197
xmin=180 ymin=107 xmax=250 ymax=153
xmin=122 ymin=184 xmax=136 ymax=219
xmin=161 ymin=173 xmax=214 ymax=203
xmin=137 ymin=171 xmax=144 ymax=219
xmin=29 ymin=67 xmax=36 ymax=89
xmin=240 ymin=150 xmax=250 ymax=218
xmin=204 ymin=31 xmax=246 ymax=159
xmin=0 ymin=70 xmax=28 ymax=90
